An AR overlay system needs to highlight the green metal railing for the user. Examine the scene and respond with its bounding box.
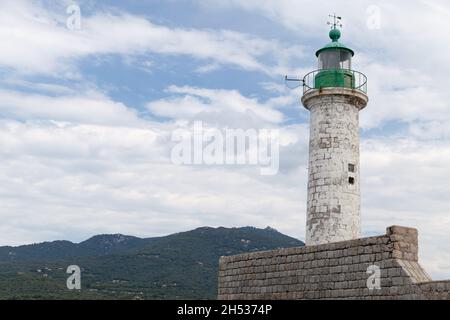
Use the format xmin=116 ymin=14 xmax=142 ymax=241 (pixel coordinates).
xmin=303 ymin=69 xmax=367 ymax=95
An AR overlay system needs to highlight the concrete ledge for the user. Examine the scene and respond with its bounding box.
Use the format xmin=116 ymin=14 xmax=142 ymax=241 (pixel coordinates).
xmin=301 ymin=87 xmax=369 ymax=111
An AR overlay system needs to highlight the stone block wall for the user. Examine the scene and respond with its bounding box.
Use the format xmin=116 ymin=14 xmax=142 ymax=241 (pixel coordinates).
xmin=419 ymin=281 xmax=450 ymax=300
xmin=301 ymin=88 xmax=368 ymax=245
xmin=218 ymin=226 xmax=449 ymax=300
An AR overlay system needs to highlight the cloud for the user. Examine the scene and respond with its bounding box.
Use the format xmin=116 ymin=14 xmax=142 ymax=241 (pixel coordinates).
xmin=0 ymin=119 xmax=305 ymax=246
xmin=361 ymin=137 xmax=450 ymax=279
xmin=0 ymin=0 xmax=303 ymax=77
xmin=0 ymin=89 xmax=142 ymax=126
xmin=200 ymin=0 xmax=369 ymax=36
xmin=146 ymin=85 xmax=289 ymax=126
xmin=204 ymin=0 xmax=450 ymax=130
xmin=359 ymin=63 xmax=450 ymax=130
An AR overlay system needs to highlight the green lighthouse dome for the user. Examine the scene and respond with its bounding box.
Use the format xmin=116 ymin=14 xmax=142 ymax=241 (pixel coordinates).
xmin=315 ymin=28 xmax=354 ymax=57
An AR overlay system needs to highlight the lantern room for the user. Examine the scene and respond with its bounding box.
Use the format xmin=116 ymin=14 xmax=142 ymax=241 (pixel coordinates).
xmin=314 ymin=27 xmax=356 ymax=90
xmin=316 ymin=28 xmax=354 ymax=70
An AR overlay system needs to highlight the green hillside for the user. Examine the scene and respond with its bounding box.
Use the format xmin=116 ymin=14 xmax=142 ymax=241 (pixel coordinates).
xmin=0 ymin=227 xmax=304 ymax=300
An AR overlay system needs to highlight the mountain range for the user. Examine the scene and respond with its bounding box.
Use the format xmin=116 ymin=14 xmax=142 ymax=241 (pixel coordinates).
xmin=0 ymin=226 xmax=304 ymax=300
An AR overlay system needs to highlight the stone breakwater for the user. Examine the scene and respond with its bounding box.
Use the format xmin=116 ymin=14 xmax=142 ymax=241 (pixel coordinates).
xmin=218 ymin=226 xmax=450 ymax=300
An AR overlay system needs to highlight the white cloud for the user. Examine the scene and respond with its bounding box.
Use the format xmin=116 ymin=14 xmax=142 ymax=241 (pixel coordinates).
xmin=146 ymin=85 xmax=288 ymax=126
xmin=206 ymin=0 xmax=450 ymax=130
xmin=0 ymin=119 xmax=305 ymax=245
xmin=0 ymin=0 xmax=303 ymax=77
xmin=359 ymin=63 xmax=450 ymax=129
xmin=0 ymin=89 xmax=142 ymax=126
xmin=361 ymin=137 xmax=450 ymax=279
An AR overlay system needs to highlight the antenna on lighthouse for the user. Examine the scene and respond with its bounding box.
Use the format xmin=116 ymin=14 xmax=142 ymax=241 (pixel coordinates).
xmin=284 ymin=75 xmax=304 ymax=89
xmin=327 ymin=13 xmax=343 ymax=29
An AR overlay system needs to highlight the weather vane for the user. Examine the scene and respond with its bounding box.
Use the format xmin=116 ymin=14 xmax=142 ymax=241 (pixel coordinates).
xmin=327 ymin=13 xmax=343 ymax=29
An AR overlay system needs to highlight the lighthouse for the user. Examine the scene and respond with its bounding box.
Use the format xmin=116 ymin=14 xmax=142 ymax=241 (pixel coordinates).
xmin=301 ymin=17 xmax=368 ymax=245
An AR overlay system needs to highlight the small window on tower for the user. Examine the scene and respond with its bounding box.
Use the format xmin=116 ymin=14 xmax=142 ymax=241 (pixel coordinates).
xmin=348 ymin=163 xmax=355 ymax=173
xmin=349 ymin=177 xmax=355 ymax=185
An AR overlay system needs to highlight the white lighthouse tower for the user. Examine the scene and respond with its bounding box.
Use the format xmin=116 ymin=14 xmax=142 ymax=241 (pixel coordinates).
xmin=301 ymin=17 xmax=368 ymax=245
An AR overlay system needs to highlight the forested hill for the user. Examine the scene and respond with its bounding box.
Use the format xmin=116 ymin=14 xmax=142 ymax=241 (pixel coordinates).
xmin=0 ymin=226 xmax=304 ymax=299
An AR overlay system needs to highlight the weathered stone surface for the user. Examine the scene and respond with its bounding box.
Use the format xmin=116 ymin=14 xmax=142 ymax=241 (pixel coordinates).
xmin=419 ymin=281 xmax=450 ymax=300
xmin=218 ymin=226 xmax=447 ymax=300
xmin=302 ymin=88 xmax=369 ymax=246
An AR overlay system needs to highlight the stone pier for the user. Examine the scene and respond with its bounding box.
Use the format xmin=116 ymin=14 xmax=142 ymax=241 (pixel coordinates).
xmin=218 ymin=226 xmax=450 ymax=300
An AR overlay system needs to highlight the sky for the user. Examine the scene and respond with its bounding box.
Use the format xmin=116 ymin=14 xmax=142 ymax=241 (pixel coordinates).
xmin=0 ymin=0 xmax=449 ymax=279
